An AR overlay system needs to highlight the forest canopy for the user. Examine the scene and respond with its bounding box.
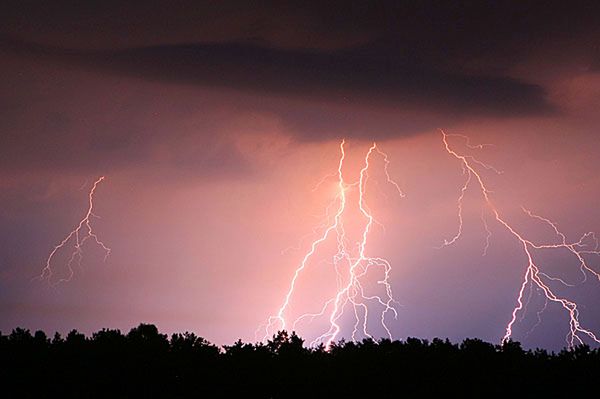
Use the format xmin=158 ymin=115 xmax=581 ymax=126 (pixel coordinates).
xmin=1 ymin=324 xmax=599 ymax=397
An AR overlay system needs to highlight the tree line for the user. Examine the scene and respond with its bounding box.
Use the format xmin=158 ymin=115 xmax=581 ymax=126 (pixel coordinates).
xmin=1 ymin=324 xmax=599 ymax=397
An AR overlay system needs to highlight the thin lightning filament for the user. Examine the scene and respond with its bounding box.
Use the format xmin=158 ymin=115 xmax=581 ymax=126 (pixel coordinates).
xmin=38 ymin=176 xmax=111 ymax=286
xmin=260 ymin=141 xmax=403 ymax=349
xmin=440 ymin=130 xmax=600 ymax=348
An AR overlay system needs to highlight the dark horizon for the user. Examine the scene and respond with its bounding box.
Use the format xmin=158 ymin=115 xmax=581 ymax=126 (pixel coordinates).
xmin=3 ymin=323 xmax=599 ymax=397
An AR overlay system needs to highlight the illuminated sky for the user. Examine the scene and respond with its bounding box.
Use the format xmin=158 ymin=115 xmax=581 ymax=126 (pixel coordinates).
xmin=1 ymin=1 xmax=600 ymax=349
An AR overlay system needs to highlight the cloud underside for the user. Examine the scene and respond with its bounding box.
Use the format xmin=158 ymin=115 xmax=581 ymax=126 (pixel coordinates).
xmin=7 ymin=39 xmax=553 ymax=120
xmin=3 ymin=1 xmax=600 ymax=143
xmin=6 ymin=0 xmax=600 ymax=176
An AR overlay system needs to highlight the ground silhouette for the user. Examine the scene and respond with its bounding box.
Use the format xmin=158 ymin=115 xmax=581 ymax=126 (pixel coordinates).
xmin=1 ymin=324 xmax=598 ymax=397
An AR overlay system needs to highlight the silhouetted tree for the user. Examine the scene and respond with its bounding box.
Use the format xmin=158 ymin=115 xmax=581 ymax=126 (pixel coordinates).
xmin=1 ymin=324 xmax=599 ymax=398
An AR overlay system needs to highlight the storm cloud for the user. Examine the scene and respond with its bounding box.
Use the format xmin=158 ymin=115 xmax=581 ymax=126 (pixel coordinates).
xmin=3 ymin=1 xmax=600 ymax=144
xmin=2 ymin=0 xmax=600 ymax=350
xmin=3 ymin=1 xmax=600 ymax=178
xmin=1 ymin=36 xmax=554 ymax=118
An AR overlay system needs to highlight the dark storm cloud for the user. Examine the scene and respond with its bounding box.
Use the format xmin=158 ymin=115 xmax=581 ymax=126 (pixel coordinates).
xmin=0 ymin=28 xmax=556 ymax=127
xmin=2 ymin=1 xmax=598 ymax=53
xmin=2 ymin=38 xmax=554 ymax=117
xmin=1 ymin=0 xmax=599 ymax=148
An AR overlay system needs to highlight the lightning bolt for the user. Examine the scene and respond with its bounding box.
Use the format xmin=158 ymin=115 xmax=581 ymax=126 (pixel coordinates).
xmin=259 ymin=141 xmax=403 ymax=349
xmin=440 ymin=130 xmax=600 ymax=348
xmin=37 ymin=176 xmax=111 ymax=286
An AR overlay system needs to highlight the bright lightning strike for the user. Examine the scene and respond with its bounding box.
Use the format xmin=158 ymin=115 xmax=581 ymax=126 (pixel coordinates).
xmin=37 ymin=176 xmax=111 ymax=286
xmin=440 ymin=130 xmax=600 ymax=348
xmin=259 ymin=141 xmax=403 ymax=349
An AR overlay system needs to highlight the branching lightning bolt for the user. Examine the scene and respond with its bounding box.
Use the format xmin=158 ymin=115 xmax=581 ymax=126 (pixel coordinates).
xmin=440 ymin=130 xmax=600 ymax=348
xmin=259 ymin=141 xmax=403 ymax=348
xmin=37 ymin=176 xmax=111 ymax=285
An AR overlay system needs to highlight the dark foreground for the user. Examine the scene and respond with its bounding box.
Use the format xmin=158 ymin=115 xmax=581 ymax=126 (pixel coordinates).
xmin=1 ymin=324 xmax=598 ymax=398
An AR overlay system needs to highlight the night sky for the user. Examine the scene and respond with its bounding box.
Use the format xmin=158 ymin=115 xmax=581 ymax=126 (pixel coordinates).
xmin=1 ymin=1 xmax=600 ymax=350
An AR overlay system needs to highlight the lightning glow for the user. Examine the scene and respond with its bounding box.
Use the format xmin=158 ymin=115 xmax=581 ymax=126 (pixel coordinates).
xmin=440 ymin=130 xmax=600 ymax=348
xmin=38 ymin=176 xmax=111 ymax=286
xmin=259 ymin=141 xmax=403 ymax=348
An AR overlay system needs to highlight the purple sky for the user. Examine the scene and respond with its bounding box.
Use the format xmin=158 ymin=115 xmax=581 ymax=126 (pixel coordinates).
xmin=1 ymin=1 xmax=600 ymax=349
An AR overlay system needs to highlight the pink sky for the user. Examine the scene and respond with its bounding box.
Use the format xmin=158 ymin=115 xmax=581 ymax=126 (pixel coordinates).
xmin=1 ymin=2 xmax=600 ymax=350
